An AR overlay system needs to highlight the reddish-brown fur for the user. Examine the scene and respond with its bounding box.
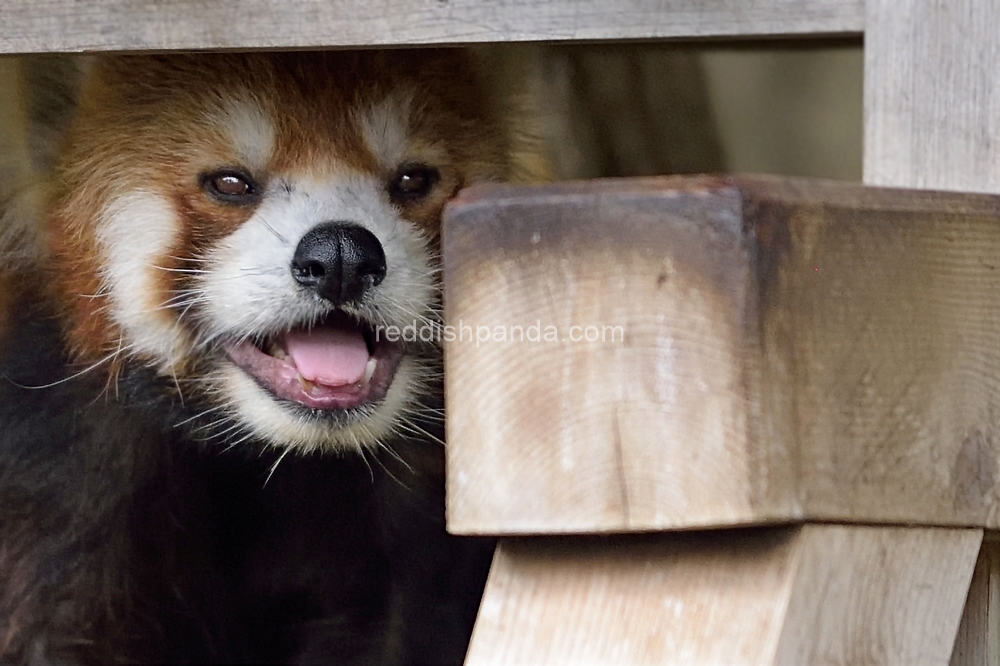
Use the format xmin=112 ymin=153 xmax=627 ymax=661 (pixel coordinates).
xmin=45 ymin=50 xmax=517 ymax=376
xmin=1 ymin=49 xmax=539 ymax=664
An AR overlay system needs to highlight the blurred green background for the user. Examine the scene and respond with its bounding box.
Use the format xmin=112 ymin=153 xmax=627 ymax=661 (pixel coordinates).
xmin=535 ymin=41 xmax=862 ymax=182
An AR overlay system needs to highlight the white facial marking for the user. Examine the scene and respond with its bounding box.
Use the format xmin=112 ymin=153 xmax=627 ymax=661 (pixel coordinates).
xmin=358 ymin=94 xmax=412 ymax=170
xmin=96 ymin=191 xmax=189 ymax=368
xmin=217 ymin=98 xmax=275 ymax=173
xmin=201 ymin=169 xmax=435 ymax=339
xmin=218 ymin=355 xmax=427 ymax=452
xmin=198 ymin=166 xmax=438 ymax=451
xmin=122 ymin=94 xmax=445 ymax=452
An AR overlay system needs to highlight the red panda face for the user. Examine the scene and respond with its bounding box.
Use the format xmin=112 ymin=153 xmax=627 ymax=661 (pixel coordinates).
xmin=44 ymin=51 xmax=513 ymax=452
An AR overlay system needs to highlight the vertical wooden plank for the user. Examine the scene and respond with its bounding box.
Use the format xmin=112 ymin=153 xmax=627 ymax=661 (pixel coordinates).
xmin=864 ymin=0 xmax=1000 ymax=193
xmin=865 ymin=0 xmax=1000 ymax=660
xmin=772 ymin=527 xmax=981 ymax=666
xmin=950 ymin=542 xmax=1000 ymax=666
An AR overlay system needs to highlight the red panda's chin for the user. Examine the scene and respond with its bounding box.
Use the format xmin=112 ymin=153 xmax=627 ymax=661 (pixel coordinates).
xmin=222 ymin=320 xmax=404 ymax=411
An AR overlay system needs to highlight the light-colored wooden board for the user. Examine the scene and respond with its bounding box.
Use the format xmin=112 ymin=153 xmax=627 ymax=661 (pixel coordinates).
xmin=468 ymin=529 xmax=801 ymax=666
xmin=466 ymin=526 xmax=980 ymax=665
xmin=444 ymin=178 xmax=793 ymax=533
xmin=773 ymin=527 xmax=980 ymax=666
xmin=443 ymin=175 xmax=1000 ymax=533
xmin=863 ymin=0 xmax=1000 ymax=193
xmin=863 ymin=2 xmax=1000 ymax=659
xmin=950 ymin=537 xmax=1000 ymax=666
xmin=0 ymin=0 xmax=864 ymax=55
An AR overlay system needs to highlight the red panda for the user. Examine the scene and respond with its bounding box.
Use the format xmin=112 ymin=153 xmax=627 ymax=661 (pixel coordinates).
xmin=0 ymin=50 xmax=535 ymax=664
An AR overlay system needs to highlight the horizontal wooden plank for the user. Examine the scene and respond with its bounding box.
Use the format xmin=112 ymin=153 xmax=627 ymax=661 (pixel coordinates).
xmin=467 ymin=526 xmax=979 ymax=665
xmin=443 ymin=175 xmax=1000 ymax=533
xmin=0 ymin=0 xmax=864 ymax=54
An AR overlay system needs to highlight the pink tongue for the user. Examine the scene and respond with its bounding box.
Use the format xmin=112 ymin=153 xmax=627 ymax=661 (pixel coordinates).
xmin=284 ymin=324 xmax=369 ymax=386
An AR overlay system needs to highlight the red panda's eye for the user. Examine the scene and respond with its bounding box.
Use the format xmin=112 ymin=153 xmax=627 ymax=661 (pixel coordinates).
xmin=388 ymin=165 xmax=440 ymax=204
xmin=214 ymin=174 xmax=249 ymax=196
xmin=200 ymin=169 xmax=260 ymax=205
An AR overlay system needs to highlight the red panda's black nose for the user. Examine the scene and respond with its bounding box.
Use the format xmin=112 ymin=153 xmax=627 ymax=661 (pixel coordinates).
xmin=291 ymin=222 xmax=387 ymax=305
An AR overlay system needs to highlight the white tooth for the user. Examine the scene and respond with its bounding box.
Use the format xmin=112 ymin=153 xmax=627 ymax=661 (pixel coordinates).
xmin=362 ymin=358 xmax=377 ymax=384
xmin=266 ymin=340 xmax=287 ymax=360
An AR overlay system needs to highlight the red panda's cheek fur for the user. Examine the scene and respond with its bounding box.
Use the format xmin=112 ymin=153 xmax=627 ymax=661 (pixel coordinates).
xmin=172 ymin=189 xmax=261 ymax=256
xmin=46 ymin=184 xmax=262 ymax=381
xmin=45 ymin=195 xmax=182 ymax=384
xmin=41 ymin=81 xmax=262 ymax=378
xmin=45 ymin=189 xmax=122 ymax=375
xmin=40 ymin=48 xmax=524 ymax=389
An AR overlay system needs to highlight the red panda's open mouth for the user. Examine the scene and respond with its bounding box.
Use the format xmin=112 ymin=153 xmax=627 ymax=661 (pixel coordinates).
xmin=222 ymin=313 xmax=404 ymax=411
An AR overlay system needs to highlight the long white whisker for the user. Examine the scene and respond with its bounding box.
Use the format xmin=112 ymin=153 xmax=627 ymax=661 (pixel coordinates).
xmin=219 ymin=428 xmax=257 ymax=452
xmin=256 ymin=210 xmax=290 ymax=245
xmin=356 ymin=444 xmax=376 ymax=483
xmin=173 ymin=404 xmax=228 ymax=428
xmin=395 ymin=416 xmax=445 ymax=447
xmin=264 ymin=447 xmax=293 ymax=487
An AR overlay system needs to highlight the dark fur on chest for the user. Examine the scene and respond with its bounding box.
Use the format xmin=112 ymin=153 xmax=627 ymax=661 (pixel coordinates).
xmin=0 ymin=295 xmax=492 ymax=665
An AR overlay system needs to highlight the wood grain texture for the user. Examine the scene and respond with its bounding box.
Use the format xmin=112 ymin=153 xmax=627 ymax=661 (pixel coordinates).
xmin=466 ymin=526 xmax=980 ymax=666
xmin=863 ymin=2 xmax=1000 ymax=659
xmin=0 ymin=0 xmax=864 ymax=54
xmin=444 ymin=179 xmax=789 ymax=533
xmin=950 ymin=539 xmax=1000 ymax=666
xmin=864 ymin=0 xmax=1000 ymax=193
xmin=443 ymin=175 xmax=1000 ymax=533
xmin=773 ymin=527 xmax=980 ymax=666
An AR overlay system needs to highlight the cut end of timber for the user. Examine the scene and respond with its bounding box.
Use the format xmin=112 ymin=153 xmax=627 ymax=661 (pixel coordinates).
xmin=443 ymin=175 xmax=1000 ymax=534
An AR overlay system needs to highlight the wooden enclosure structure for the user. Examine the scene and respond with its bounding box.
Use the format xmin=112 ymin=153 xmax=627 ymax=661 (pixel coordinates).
xmin=5 ymin=0 xmax=1000 ymax=663
xmin=445 ymin=176 xmax=997 ymax=665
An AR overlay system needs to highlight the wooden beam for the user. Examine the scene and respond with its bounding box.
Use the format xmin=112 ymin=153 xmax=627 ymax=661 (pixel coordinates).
xmin=443 ymin=175 xmax=1000 ymax=534
xmin=0 ymin=0 xmax=864 ymax=55
xmin=466 ymin=526 xmax=980 ymax=666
